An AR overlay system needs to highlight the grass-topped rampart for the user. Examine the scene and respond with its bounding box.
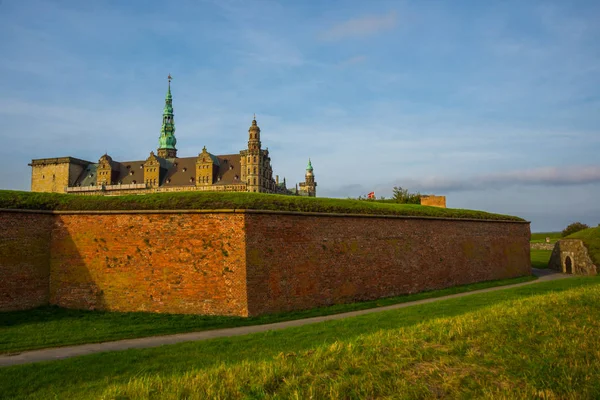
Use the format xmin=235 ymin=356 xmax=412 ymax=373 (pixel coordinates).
xmin=567 ymin=226 xmax=600 ymax=265
xmin=0 ymin=190 xmax=525 ymax=221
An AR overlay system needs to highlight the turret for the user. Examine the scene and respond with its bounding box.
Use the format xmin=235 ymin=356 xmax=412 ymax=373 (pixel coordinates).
xmin=157 ymin=74 xmax=177 ymax=158
xmin=244 ymin=115 xmax=262 ymax=192
xmin=299 ymin=158 xmax=317 ymax=197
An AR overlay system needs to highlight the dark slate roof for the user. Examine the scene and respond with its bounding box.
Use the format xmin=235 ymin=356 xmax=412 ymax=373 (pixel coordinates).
xmin=74 ymin=163 xmax=98 ymax=186
xmin=214 ymin=154 xmax=242 ymax=185
xmin=71 ymin=153 xmax=244 ymax=187
xmin=161 ymin=157 xmax=197 ymax=186
xmin=115 ymin=161 xmax=147 ymax=185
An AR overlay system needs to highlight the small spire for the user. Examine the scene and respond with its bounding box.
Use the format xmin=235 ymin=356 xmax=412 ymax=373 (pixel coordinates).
xmin=253 ymin=113 xmax=256 ymax=120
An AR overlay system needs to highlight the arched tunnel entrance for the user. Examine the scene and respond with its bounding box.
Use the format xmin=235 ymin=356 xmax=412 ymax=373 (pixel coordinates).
xmin=565 ymin=256 xmax=573 ymax=274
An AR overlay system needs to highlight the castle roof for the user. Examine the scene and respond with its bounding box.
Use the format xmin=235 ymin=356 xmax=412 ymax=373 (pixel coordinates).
xmin=72 ymin=154 xmax=243 ymax=187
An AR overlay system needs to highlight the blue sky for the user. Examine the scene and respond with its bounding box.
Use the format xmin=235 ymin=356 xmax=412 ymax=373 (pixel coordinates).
xmin=0 ymin=0 xmax=598 ymax=231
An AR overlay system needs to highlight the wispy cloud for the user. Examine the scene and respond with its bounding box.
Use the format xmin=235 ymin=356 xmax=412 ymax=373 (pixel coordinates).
xmin=320 ymin=11 xmax=397 ymax=41
xmin=394 ymin=166 xmax=600 ymax=194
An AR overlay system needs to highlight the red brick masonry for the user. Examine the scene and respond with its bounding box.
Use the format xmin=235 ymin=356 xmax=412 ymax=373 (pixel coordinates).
xmin=0 ymin=210 xmax=531 ymax=316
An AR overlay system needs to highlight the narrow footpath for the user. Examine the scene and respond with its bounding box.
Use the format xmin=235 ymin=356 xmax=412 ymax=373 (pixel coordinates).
xmin=0 ymin=269 xmax=569 ymax=367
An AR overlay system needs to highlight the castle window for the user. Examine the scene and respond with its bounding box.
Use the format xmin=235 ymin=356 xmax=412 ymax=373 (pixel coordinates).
xmin=254 ymin=156 xmax=256 ymax=162
xmin=229 ymin=165 xmax=233 ymax=170
xmin=167 ymin=178 xmax=171 ymax=183
xmin=130 ymin=171 xmax=134 ymax=175
xmin=183 ymin=167 xmax=187 ymax=172
xmin=190 ymin=177 xmax=194 ymax=183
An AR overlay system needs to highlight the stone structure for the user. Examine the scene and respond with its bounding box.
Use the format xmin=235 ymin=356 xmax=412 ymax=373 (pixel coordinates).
xmin=0 ymin=209 xmax=531 ymax=316
xmin=420 ymin=195 xmax=446 ymax=208
xmin=548 ymin=239 xmax=597 ymax=275
xmin=29 ymin=76 xmax=316 ymax=197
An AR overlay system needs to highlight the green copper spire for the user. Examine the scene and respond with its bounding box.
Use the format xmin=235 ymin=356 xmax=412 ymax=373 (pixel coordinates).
xmin=158 ymin=74 xmax=177 ymax=157
xmin=306 ymin=158 xmax=313 ymax=172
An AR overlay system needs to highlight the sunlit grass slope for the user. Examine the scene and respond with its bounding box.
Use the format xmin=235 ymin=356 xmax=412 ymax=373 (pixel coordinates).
xmin=1 ymin=277 xmax=598 ymax=399
xmin=0 ymin=190 xmax=524 ymax=221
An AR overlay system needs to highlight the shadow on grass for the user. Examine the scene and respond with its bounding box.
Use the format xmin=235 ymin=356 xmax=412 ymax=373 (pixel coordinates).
xmin=1 ymin=277 xmax=598 ymax=400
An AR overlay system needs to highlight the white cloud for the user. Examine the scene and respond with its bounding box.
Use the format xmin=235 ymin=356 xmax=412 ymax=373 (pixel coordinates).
xmin=320 ymin=11 xmax=397 ymax=41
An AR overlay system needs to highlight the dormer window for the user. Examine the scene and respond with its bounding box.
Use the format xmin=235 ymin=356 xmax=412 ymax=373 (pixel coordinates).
xmin=130 ymin=171 xmax=134 ymax=175
xmin=189 ymin=177 xmax=194 ymax=183
xmin=183 ymin=167 xmax=187 ymax=172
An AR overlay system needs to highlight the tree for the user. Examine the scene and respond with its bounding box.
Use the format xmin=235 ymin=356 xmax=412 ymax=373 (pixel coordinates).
xmin=562 ymin=222 xmax=590 ymax=237
xmin=392 ymin=186 xmax=421 ymax=204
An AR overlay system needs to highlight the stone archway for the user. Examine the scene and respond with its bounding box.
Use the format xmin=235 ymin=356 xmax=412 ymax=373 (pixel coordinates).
xmin=565 ymin=256 xmax=573 ymax=274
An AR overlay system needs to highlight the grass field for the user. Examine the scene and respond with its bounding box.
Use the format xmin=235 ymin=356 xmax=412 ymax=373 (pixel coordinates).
xmin=531 ymin=249 xmax=552 ymax=269
xmin=0 ymin=276 xmax=534 ymax=355
xmin=0 ymin=190 xmax=524 ymax=221
xmin=0 ymin=277 xmax=598 ymax=399
xmin=530 ymin=231 xmax=561 ymax=243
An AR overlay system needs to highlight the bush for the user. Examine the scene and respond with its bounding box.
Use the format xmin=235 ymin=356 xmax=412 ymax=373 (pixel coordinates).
xmin=562 ymin=222 xmax=590 ymax=237
xmin=391 ymin=186 xmax=421 ymax=204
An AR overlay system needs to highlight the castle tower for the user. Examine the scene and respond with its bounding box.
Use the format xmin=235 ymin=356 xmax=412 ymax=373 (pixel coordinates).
xmin=245 ymin=115 xmax=262 ymax=192
xmin=301 ymin=158 xmax=317 ymax=197
xmin=157 ymin=74 xmax=177 ymax=158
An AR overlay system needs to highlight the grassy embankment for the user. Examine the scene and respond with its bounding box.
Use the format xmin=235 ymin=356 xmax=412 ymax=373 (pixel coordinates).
xmin=530 ymin=231 xmax=560 ymax=269
xmin=0 ymin=276 xmax=534 ymax=355
xmin=0 ymin=277 xmax=598 ymax=399
xmin=0 ymin=190 xmax=524 ymax=220
xmin=568 ymin=226 xmax=600 ymax=266
xmin=530 ymin=231 xmax=562 ymax=243
xmin=530 ymin=227 xmax=600 ymax=269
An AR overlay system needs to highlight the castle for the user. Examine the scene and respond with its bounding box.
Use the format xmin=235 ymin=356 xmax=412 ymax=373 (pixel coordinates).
xmin=29 ymin=76 xmax=317 ymax=197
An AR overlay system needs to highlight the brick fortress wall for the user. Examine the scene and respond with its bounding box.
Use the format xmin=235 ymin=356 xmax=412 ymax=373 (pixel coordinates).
xmin=50 ymin=212 xmax=248 ymax=315
xmin=245 ymin=212 xmax=530 ymax=316
xmin=0 ymin=211 xmax=53 ymax=311
xmin=0 ymin=210 xmax=530 ymax=316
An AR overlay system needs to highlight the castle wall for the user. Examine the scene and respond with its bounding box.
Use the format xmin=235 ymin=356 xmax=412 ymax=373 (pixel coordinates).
xmin=0 ymin=211 xmax=53 ymax=311
xmin=31 ymin=162 xmax=71 ymax=193
xmin=244 ymin=212 xmax=530 ymax=316
xmin=49 ymin=212 xmax=248 ymax=316
xmin=1 ymin=209 xmax=530 ymax=316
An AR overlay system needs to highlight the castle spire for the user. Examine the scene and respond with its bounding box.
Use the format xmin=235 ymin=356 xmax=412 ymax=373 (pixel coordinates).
xmin=247 ymin=115 xmax=261 ymax=151
xmin=306 ymin=158 xmax=313 ymax=172
xmin=157 ymin=74 xmax=177 ymax=158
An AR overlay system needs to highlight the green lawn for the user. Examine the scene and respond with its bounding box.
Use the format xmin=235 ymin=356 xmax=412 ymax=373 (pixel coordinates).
xmin=0 ymin=276 xmax=534 ymax=354
xmin=531 ymin=249 xmax=552 ymax=269
xmin=0 ymin=277 xmax=598 ymax=399
xmin=530 ymin=231 xmax=561 ymax=244
xmin=0 ymin=189 xmax=524 ymax=221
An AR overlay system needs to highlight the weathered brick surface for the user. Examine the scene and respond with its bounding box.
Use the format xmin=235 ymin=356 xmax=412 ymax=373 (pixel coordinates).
xmin=1 ymin=210 xmax=530 ymax=317
xmin=50 ymin=213 xmax=248 ymax=316
xmin=245 ymin=214 xmax=530 ymax=316
xmin=0 ymin=211 xmax=52 ymax=311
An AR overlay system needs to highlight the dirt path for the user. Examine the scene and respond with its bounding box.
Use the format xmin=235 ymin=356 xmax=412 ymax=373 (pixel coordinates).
xmin=0 ymin=269 xmax=569 ymax=367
